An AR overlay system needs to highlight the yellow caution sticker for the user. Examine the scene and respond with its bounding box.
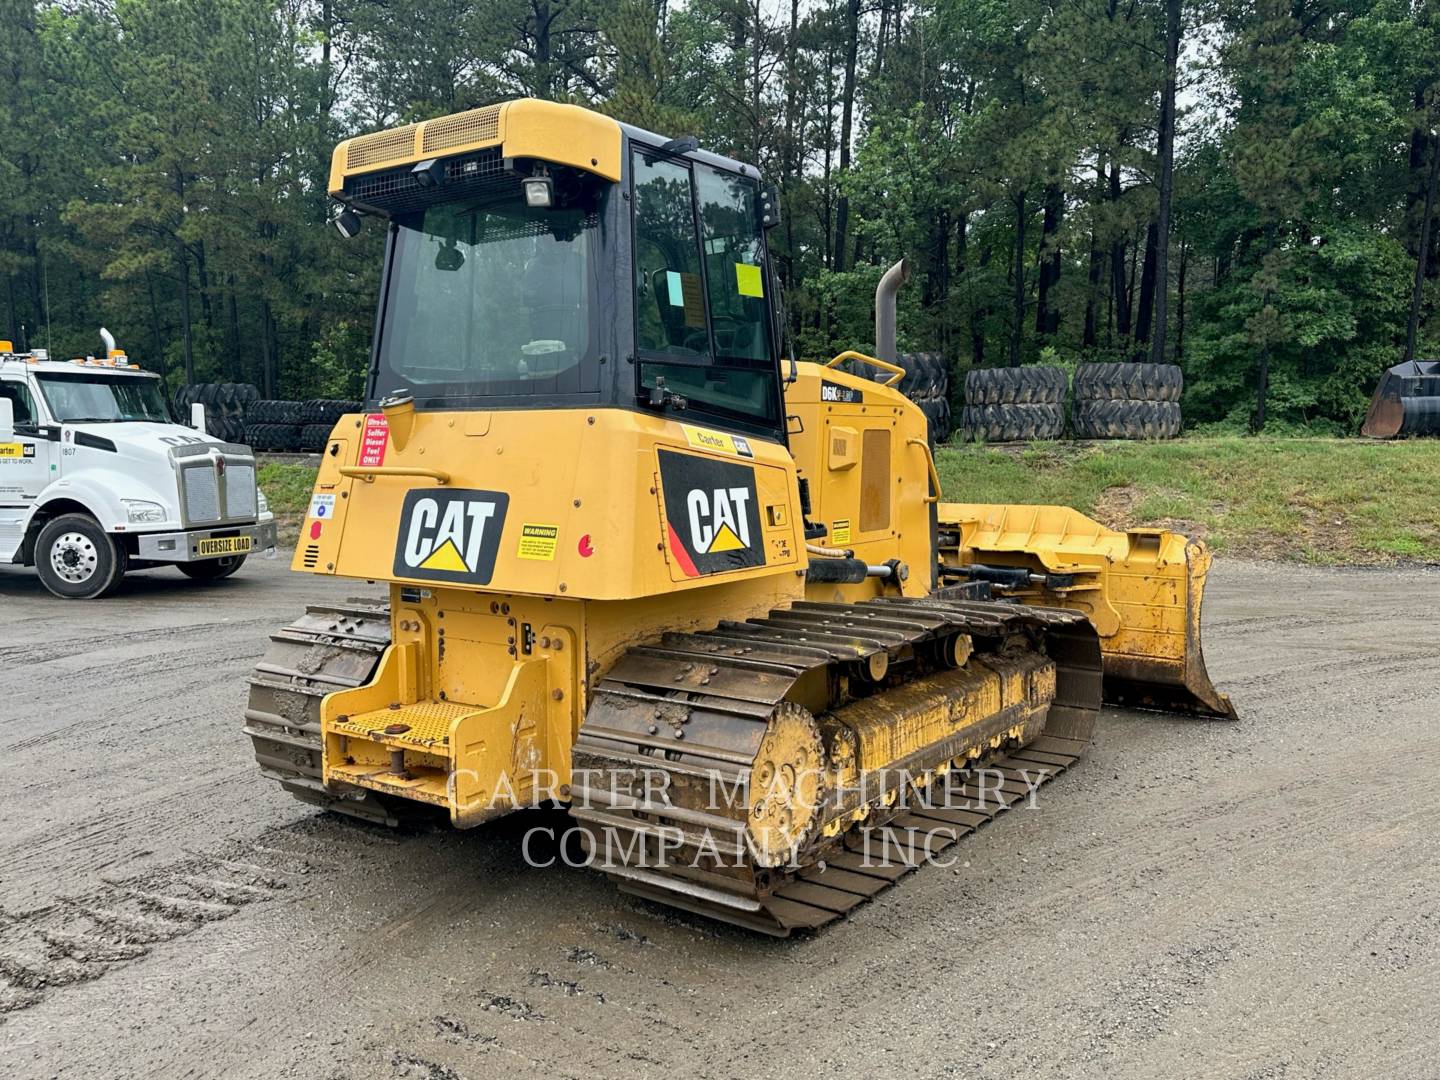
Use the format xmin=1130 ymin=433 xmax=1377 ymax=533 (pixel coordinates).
xmin=682 ymin=424 xmax=754 ymax=458
xmin=735 ymin=262 xmax=764 ymax=297
xmin=831 ymin=519 xmax=852 ymax=545
xmin=517 ymin=523 xmax=559 ymax=561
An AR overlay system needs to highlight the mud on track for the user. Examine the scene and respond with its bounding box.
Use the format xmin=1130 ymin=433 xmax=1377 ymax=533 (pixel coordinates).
xmin=0 ymin=556 xmax=1436 ymax=1079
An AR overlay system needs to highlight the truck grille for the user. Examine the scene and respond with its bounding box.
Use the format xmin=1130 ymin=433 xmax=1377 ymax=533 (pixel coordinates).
xmin=225 ymin=463 xmax=257 ymax=519
xmin=182 ymin=464 xmax=221 ymax=524
xmin=176 ymin=449 xmax=258 ymax=526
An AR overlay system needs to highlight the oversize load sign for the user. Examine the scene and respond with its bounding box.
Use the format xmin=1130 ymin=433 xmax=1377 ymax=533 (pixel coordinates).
xmin=393 ymin=488 xmax=509 ymax=585
xmin=658 ymin=449 xmax=765 ymax=577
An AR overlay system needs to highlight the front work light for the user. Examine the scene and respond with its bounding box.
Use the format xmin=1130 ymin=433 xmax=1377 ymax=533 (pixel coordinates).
xmin=412 ymin=158 xmax=445 ymax=188
xmin=523 ymin=177 xmax=554 ymax=208
xmin=333 ymin=208 xmax=363 ymax=239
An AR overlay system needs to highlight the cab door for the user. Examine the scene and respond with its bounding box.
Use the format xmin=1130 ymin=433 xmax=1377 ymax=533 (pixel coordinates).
xmin=0 ymin=377 xmax=51 ymax=559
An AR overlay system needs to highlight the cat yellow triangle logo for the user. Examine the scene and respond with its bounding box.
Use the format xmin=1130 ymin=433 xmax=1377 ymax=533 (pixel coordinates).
xmin=707 ymin=522 xmax=745 ymax=553
xmin=419 ymin=538 xmax=469 ymax=572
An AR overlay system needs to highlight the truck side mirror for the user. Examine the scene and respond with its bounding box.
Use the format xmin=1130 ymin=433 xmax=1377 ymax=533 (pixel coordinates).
xmin=191 ymin=402 xmax=207 ymax=433
xmin=0 ymin=398 xmax=13 ymax=442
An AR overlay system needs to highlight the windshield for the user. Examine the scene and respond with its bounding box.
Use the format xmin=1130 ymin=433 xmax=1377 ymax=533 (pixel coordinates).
xmin=374 ymin=199 xmax=601 ymax=402
xmin=37 ymin=372 xmax=170 ymax=422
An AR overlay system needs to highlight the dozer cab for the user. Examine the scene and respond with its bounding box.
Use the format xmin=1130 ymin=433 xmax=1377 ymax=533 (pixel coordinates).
xmin=245 ymin=99 xmax=1234 ymax=935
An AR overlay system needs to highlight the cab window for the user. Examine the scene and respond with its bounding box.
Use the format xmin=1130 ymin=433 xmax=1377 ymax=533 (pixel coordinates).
xmin=695 ymin=164 xmax=769 ymax=363
xmin=0 ymin=380 xmax=37 ymax=428
xmin=631 ymin=148 xmax=780 ymax=433
xmin=633 ymin=154 xmax=707 ymax=358
xmin=375 ymin=199 xmax=602 ymax=403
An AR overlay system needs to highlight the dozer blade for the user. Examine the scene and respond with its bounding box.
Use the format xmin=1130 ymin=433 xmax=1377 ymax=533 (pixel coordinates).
xmin=942 ymin=503 xmax=1238 ymax=720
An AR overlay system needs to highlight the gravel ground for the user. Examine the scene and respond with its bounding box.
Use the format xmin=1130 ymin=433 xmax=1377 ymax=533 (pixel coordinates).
xmin=0 ymin=554 xmax=1435 ymax=1079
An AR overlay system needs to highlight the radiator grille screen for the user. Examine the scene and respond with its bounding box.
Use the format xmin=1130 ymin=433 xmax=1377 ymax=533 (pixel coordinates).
xmin=225 ymin=463 xmax=257 ymax=519
xmin=183 ymin=465 xmax=220 ymax=524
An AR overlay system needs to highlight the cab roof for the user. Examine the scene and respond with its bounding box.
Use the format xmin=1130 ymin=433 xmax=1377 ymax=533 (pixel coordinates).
xmin=0 ymin=351 xmax=156 ymax=377
xmin=329 ymin=97 xmax=762 ymax=202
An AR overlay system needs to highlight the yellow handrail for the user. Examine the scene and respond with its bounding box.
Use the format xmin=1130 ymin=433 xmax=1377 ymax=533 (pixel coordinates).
xmin=825 ymin=349 xmax=906 ymax=388
xmin=907 ymin=437 xmax=942 ymax=503
xmin=339 ymin=465 xmax=450 ymax=485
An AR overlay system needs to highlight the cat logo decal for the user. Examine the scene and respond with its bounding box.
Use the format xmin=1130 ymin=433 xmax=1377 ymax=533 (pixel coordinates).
xmin=658 ymin=449 xmax=764 ymax=577
xmin=394 ymin=489 xmax=509 ymax=584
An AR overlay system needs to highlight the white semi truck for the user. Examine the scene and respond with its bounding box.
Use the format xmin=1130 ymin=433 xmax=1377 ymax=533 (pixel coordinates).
xmin=0 ymin=334 xmax=276 ymax=599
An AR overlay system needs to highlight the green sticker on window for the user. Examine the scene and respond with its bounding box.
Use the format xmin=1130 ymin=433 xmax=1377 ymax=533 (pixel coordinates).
xmin=666 ymin=270 xmax=684 ymax=307
xmin=735 ymin=262 xmax=763 ymax=298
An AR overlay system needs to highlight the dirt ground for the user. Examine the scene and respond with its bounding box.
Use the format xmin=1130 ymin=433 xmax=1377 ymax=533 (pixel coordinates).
xmin=1 ymin=554 xmax=1436 ymax=1079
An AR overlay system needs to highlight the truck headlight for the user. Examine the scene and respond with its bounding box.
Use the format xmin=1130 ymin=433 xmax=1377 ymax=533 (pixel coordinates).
xmin=257 ymin=490 xmax=269 ymax=515
xmin=122 ymin=499 xmax=167 ymax=523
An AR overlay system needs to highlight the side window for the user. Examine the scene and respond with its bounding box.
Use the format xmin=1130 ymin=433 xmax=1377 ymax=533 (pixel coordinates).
xmin=695 ymin=165 xmax=769 ymax=363
xmin=632 ymin=152 xmax=707 ymax=358
xmin=0 ymin=380 xmax=36 ymax=427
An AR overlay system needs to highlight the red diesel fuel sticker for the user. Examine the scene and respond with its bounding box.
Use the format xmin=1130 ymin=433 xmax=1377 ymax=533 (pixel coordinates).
xmin=359 ymin=413 xmax=388 ymax=467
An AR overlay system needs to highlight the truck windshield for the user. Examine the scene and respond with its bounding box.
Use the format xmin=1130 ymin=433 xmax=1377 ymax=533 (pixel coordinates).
xmin=37 ymin=372 xmax=170 ymax=423
xmin=374 ymin=198 xmax=601 ymax=403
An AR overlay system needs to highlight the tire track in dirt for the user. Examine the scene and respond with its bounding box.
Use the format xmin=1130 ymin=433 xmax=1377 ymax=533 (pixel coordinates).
xmin=0 ymin=820 xmax=347 ymax=1020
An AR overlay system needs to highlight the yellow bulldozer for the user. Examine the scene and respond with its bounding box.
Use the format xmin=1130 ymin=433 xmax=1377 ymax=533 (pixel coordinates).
xmin=245 ymin=99 xmax=1234 ymax=935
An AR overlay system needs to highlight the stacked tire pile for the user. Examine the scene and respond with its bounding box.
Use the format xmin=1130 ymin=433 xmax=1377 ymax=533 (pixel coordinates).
xmin=174 ymin=383 xmax=258 ymax=444
xmin=870 ymin=352 xmax=953 ymax=444
xmin=1071 ymin=363 xmax=1182 ymax=439
xmin=960 ymin=367 xmax=1067 ymax=442
xmin=245 ymin=399 xmax=362 ymax=452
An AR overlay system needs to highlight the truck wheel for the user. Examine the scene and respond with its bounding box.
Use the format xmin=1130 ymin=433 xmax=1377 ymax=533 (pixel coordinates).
xmin=35 ymin=514 xmax=128 ymax=599
xmin=179 ymin=554 xmax=248 ymax=581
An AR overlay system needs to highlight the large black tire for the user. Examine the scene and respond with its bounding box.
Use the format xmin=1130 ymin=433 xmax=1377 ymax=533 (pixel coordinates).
xmin=299 ymin=422 xmax=333 ymax=451
xmin=1072 ymin=399 xmax=1182 ymax=439
xmin=249 ymin=400 xmax=304 ymax=425
xmin=907 ymin=351 xmax=951 ymax=402
xmin=243 ymin=422 xmax=269 ymax=449
xmin=34 ymin=513 xmax=128 ymax=599
xmin=1072 ymin=362 xmax=1182 ymax=403
xmin=176 ymin=383 xmax=260 ymax=417
xmin=960 ymin=402 xmax=1066 ymax=442
xmin=964 ymin=366 xmax=1067 ymax=405
xmin=301 ymin=399 xmax=361 ymax=426
xmin=244 ymin=422 xmax=297 ymax=451
xmin=871 ymin=352 xmax=950 ymax=402
xmin=178 ymin=554 xmax=247 ymax=581
xmin=933 ymin=397 xmax=953 ymax=444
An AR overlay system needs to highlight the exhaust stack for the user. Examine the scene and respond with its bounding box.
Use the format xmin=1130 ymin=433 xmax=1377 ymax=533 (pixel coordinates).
xmin=99 ymin=327 xmax=117 ymax=356
xmin=874 ymin=259 xmax=909 ymax=364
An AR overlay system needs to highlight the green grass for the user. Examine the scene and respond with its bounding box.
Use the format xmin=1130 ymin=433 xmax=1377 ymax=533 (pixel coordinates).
xmin=257 ymin=461 xmax=321 ymax=540
xmin=936 ymin=437 xmax=1440 ymax=565
xmin=258 ymin=439 xmax=1440 ymax=565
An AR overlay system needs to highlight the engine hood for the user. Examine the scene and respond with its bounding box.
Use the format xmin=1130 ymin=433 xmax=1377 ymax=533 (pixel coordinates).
xmin=62 ymin=421 xmax=233 ymax=460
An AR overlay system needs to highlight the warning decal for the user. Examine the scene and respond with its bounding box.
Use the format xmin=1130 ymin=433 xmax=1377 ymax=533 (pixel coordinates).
xmin=359 ymin=414 xmax=389 ymax=467
xmin=517 ymin=523 xmax=559 ymax=561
